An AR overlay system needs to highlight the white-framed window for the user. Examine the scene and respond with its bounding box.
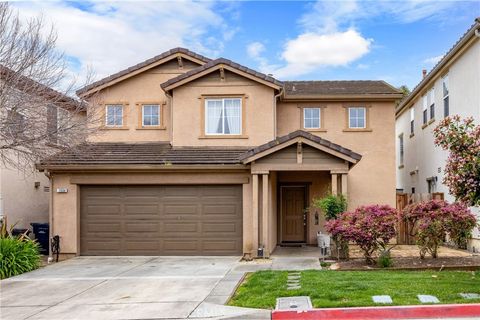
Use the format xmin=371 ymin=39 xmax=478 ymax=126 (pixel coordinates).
xmin=348 ymin=107 xmax=366 ymax=129
xmin=422 ymin=95 xmax=428 ymax=124
xmin=105 ymin=104 xmax=123 ymax=127
xmin=443 ymin=74 xmax=449 ymax=117
xmin=410 ymin=108 xmax=414 ymax=135
xmin=428 ymin=87 xmax=435 ymax=120
xmin=303 ymin=108 xmax=321 ymax=129
xmin=142 ymin=104 xmax=160 ymax=126
xmin=399 ymin=134 xmax=404 ymax=166
xmin=205 ymin=98 xmax=241 ymax=135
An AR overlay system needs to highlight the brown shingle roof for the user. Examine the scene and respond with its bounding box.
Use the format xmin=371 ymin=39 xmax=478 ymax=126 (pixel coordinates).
xmin=239 ymin=130 xmax=362 ymax=162
xmin=161 ymin=58 xmax=283 ymax=91
xmin=38 ymin=143 xmax=249 ymax=168
xmin=76 ymin=47 xmax=211 ymax=96
xmin=284 ymin=80 xmax=401 ymax=96
xmin=396 ymin=17 xmax=480 ymax=115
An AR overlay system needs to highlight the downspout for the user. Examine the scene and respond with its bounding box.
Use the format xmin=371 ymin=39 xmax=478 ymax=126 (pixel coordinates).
xmin=44 ymin=170 xmax=53 ymax=260
xmin=273 ymin=87 xmax=284 ymax=139
xmin=165 ymin=91 xmax=173 ymax=145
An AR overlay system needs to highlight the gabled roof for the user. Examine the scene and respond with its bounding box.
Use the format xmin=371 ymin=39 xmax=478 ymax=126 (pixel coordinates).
xmin=396 ymin=17 xmax=480 ymax=116
xmin=239 ymin=130 xmax=362 ymax=164
xmin=284 ymin=80 xmax=402 ymax=98
xmin=161 ymin=58 xmax=283 ymax=92
xmin=76 ymin=47 xmax=211 ymax=97
xmin=0 ymin=65 xmax=82 ymax=111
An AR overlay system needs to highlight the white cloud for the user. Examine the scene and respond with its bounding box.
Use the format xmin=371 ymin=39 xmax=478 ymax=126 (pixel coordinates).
xmin=11 ymin=1 xmax=238 ymax=89
xmin=252 ymin=0 xmax=461 ymax=78
xmin=423 ymin=55 xmax=444 ymax=65
xmin=247 ymin=42 xmax=265 ymax=59
xmin=270 ymin=30 xmax=372 ymax=78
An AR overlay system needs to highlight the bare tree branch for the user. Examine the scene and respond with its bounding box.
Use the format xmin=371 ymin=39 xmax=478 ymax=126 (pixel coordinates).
xmin=0 ymin=3 xmax=101 ymax=171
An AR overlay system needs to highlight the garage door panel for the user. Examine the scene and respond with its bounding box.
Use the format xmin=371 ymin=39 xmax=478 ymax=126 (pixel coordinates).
xmin=163 ymin=204 xmax=199 ymax=216
xmin=163 ymin=222 xmax=199 ymax=234
xmin=81 ymin=185 xmax=242 ymax=255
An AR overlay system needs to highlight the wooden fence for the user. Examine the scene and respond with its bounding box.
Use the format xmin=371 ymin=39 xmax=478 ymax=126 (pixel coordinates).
xmin=396 ymin=192 xmax=444 ymax=244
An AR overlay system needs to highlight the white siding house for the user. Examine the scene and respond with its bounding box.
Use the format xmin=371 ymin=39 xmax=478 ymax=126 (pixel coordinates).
xmin=396 ymin=18 xmax=480 ymax=252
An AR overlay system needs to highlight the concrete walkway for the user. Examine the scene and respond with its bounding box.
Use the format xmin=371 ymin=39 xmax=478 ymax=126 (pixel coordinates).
xmin=0 ymin=256 xmax=270 ymax=320
xmin=1 ymin=249 xmax=321 ymax=319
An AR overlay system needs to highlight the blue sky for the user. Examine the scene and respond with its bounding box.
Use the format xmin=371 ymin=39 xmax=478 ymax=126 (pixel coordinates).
xmin=13 ymin=1 xmax=480 ymax=90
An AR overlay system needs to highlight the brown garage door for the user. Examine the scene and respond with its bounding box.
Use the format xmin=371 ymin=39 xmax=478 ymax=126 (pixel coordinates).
xmin=80 ymin=185 xmax=243 ymax=256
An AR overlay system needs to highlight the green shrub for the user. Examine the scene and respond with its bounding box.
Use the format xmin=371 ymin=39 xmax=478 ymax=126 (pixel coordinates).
xmin=377 ymin=249 xmax=394 ymax=268
xmin=312 ymin=194 xmax=347 ymax=220
xmin=0 ymin=237 xmax=41 ymax=279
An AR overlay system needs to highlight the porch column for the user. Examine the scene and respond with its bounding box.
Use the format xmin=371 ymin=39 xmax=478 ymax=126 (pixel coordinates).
xmin=331 ymin=173 xmax=338 ymax=195
xmin=252 ymin=174 xmax=259 ymax=255
xmin=262 ymin=173 xmax=269 ymax=257
xmin=341 ymin=174 xmax=348 ymax=196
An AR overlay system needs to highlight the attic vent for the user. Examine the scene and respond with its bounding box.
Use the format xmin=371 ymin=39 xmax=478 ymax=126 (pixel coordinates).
xmin=44 ymin=186 xmax=50 ymax=192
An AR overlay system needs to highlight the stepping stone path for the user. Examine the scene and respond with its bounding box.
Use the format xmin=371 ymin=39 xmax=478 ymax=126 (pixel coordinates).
xmin=417 ymin=295 xmax=440 ymax=303
xmin=460 ymin=293 xmax=480 ymax=299
xmin=287 ymin=272 xmax=302 ymax=290
xmin=372 ymin=295 xmax=393 ymax=304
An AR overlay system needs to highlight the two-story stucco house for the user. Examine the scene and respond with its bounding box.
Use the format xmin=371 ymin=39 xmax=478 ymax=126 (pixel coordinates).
xmin=396 ymin=18 xmax=480 ymax=251
xmin=38 ymin=48 xmax=402 ymax=259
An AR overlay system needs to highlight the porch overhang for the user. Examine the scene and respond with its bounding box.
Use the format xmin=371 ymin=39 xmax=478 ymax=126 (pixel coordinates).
xmin=239 ymin=130 xmax=362 ymax=172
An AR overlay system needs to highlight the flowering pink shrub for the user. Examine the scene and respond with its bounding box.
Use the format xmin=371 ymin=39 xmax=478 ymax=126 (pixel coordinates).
xmin=326 ymin=205 xmax=398 ymax=264
xmin=434 ymin=116 xmax=480 ymax=207
xmin=401 ymin=200 xmax=477 ymax=257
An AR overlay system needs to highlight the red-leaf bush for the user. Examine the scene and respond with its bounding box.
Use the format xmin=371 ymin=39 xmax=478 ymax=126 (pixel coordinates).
xmin=401 ymin=200 xmax=477 ymax=258
xmin=326 ymin=205 xmax=398 ymax=265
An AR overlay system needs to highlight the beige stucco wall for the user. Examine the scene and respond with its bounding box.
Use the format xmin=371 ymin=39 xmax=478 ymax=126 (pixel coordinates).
xmin=171 ymin=71 xmax=276 ymax=147
xmin=87 ymin=59 xmax=200 ymax=143
xmin=277 ymin=101 xmax=397 ymax=209
xmin=1 ymin=166 xmax=49 ymax=229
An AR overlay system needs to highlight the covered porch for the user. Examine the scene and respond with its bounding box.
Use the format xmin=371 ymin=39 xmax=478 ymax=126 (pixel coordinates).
xmin=240 ymin=130 xmax=361 ymax=258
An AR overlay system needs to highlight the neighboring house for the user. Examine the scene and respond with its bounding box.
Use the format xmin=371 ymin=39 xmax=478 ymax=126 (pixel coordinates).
xmin=37 ymin=47 xmax=402 ymax=259
xmin=0 ymin=66 xmax=85 ymax=230
xmin=396 ymin=18 xmax=480 ymax=251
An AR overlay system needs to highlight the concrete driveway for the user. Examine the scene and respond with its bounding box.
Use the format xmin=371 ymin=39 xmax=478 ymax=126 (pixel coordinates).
xmin=0 ymin=256 xmax=270 ymax=320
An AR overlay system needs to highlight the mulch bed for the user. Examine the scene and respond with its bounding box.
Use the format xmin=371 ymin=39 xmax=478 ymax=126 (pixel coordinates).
xmin=335 ymin=255 xmax=480 ymax=271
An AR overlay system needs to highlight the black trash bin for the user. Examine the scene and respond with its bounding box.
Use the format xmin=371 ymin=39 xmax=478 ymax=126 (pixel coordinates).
xmin=12 ymin=228 xmax=31 ymax=237
xmin=30 ymin=223 xmax=49 ymax=255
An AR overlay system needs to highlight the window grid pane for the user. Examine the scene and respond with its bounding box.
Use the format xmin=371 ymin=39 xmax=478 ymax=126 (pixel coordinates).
xmin=349 ymin=107 xmax=366 ymax=128
xmin=106 ymin=105 xmax=123 ymax=126
xmin=142 ymin=105 xmax=160 ymax=126
xmin=304 ymin=108 xmax=321 ymax=129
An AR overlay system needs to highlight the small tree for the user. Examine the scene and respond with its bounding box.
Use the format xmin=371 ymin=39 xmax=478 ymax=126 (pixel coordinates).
xmin=433 ymin=116 xmax=480 ymax=206
xmin=326 ymin=205 xmax=398 ymax=265
xmin=313 ymin=194 xmax=348 ymax=260
xmin=312 ymin=194 xmax=347 ymax=220
xmin=401 ymin=200 xmax=477 ymax=258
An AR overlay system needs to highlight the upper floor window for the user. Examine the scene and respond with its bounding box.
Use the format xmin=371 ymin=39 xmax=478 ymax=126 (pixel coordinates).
xmin=410 ymin=108 xmax=414 ymax=136
xmin=348 ymin=107 xmax=366 ymax=129
xmin=205 ymin=98 xmax=241 ymax=135
xmin=422 ymin=95 xmax=428 ymax=125
xmin=303 ymin=108 xmax=321 ymax=129
xmin=105 ymin=104 xmax=123 ymax=127
xmin=428 ymin=87 xmax=435 ymax=120
xmin=142 ymin=104 xmax=160 ymax=126
xmin=398 ymin=133 xmax=404 ymax=167
xmin=443 ymin=74 xmax=449 ymax=117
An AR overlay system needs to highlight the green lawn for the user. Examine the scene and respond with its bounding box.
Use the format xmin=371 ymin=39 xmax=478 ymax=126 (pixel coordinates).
xmin=228 ymin=270 xmax=480 ymax=309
